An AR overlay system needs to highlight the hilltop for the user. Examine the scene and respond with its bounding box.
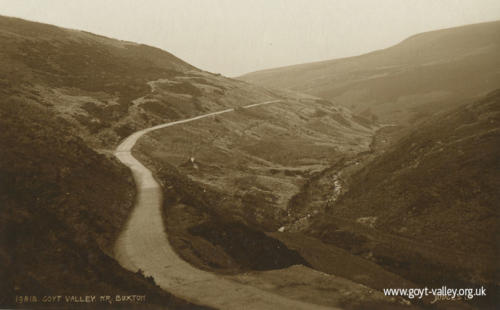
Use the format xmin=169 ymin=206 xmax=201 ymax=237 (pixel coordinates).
xmin=240 ymin=21 xmax=500 ymax=125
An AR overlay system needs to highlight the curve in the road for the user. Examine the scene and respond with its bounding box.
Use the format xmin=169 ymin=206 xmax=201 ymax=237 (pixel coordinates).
xmin=114 ymin=100 xmax=336 ymax=310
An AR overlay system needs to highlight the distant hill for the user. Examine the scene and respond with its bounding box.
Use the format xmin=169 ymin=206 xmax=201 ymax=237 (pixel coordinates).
xmin=240 ymin=21 xmax=500 ymax=125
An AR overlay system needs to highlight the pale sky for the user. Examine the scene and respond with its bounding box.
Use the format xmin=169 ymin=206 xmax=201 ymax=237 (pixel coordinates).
xmin=1 ymin=0 xmax=499 ymax=76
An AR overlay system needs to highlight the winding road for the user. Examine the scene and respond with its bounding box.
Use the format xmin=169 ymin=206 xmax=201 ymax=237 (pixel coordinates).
xmin=114 ymin=100 xmax=335 ymax=309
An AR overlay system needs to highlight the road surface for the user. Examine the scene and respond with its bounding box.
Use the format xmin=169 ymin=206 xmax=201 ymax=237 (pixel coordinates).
xmin=114 ymin=100 xmax=336 ymax=309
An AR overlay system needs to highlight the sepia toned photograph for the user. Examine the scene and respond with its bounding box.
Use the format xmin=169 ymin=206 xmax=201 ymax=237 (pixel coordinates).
xmin=0 ymin=1 xmax=499 ymax=309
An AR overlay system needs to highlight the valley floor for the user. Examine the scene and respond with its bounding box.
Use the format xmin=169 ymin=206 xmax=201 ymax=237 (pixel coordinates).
xmin=114 ymin=101 xmax=341 ymax=309
xmin=114 ymin=101 xmax=402 ymax=309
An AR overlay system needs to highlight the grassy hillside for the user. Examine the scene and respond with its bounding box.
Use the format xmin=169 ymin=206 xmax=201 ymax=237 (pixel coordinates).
xmin=240 ymin=21 xmax=500 ymax=125
xmin=0 ymin=15 xmax=300 ymax=308
xmin=304 ymin=90 xmax=499 ymax=307
xmin=0 ymin=15 xmax=379 ymax=308
xmin=0 ymin=15 xmax=213 ymax=308
xmin=1 ymin=15 xmax=337 ymax=149
xmin=0 ymin=15 xmax=196 ymax=145
xmin=134 ymin=96 xmax=374 ymax=230
xmin=0 ymin=99 xmax=206 ymax=309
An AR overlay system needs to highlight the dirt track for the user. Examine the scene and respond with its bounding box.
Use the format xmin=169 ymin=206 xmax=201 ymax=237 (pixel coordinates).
xmin=114 ymin=100 xmax=337 ymax=309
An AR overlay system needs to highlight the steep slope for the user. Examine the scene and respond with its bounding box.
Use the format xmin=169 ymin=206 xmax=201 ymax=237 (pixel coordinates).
xmin=0 ymin=15 xmax=194 ymax=145
xmin=0 ymin=15 xmax=283 ymax=148
xmin=240 ymin=21 xmax=500 ymax=125
xmin=305 ymin=90 xmax=499 ymax=307
xmin=0 ymin=99 xmax=205 ymax=309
